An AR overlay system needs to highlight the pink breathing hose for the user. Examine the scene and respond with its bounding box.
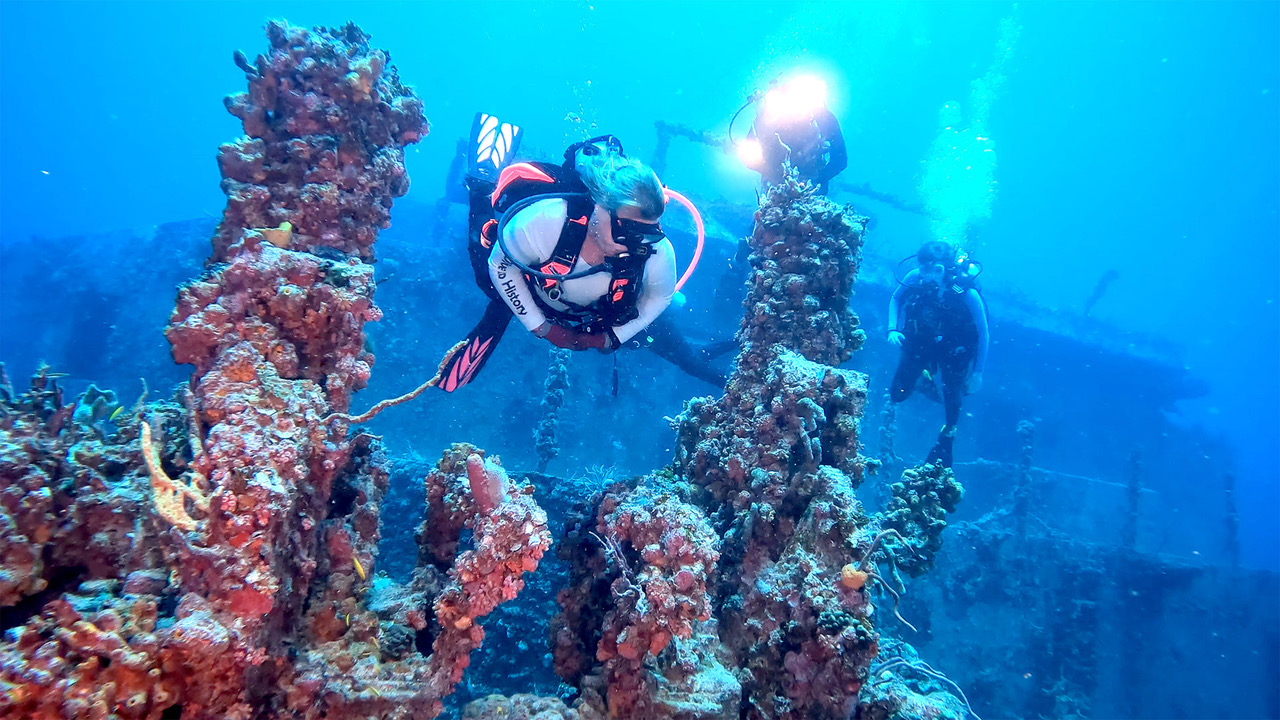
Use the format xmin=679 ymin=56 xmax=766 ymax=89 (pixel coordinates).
xmin=664 ymin=187 xmax=705 ymax=292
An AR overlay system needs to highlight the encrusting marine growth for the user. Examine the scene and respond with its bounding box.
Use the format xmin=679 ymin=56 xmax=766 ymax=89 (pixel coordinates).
xmin=0 ymin=22 xmax=553 ymax=720
xmin=139 ymin=420 xmax=209 ymax=532
xmin=0 ymin=22 xmax=972 ymax=720
xmin=514 ymin=172 xmax=970 ymax=719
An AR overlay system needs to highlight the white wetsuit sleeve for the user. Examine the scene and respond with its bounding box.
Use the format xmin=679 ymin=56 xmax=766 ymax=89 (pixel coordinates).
xmin=888 ymin=269 xmax=918 ymax=332
xmin=488 ymin=199 xmax=566 ymax=333
xmin=612 ymin=239 xmax=677 ymax=344
xmin=965 ymin=288 xmax=990 ymax=373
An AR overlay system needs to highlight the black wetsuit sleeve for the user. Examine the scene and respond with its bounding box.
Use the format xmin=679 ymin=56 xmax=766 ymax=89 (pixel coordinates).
xmin=646 ymin=315 xmax=727 ymax=388
xmin=815 ymin=109 xmax=847 ymax=183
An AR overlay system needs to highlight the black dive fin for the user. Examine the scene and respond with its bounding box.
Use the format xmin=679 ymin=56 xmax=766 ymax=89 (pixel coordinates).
xmin=437 ymin=299 xmax=513 ymax=393
xmin=444 ymin=137 xmax=469 ymax=204
xmin=467 ymin=112 xmax=523 ymax=183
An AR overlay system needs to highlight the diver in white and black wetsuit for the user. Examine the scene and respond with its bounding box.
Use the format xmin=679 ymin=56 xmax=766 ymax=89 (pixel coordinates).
xmin=488 ymin=175 xmax=676 ymax=353
xmin=437 ymin=116 xmax=731 ymax=392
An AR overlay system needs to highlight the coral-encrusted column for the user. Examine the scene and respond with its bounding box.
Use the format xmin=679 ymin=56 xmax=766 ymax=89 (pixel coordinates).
xmin=675 ymin=176 xmax=881 ymax=719
xmin=552 ymin=482 xmax=738 ymax=719
xmin=303 ymin=444 xmax=552 ymax=719
xmin=160 ymin=21 xmax=425 ymax=714
xmin=215 ymin=22 xmax=424 ymax=263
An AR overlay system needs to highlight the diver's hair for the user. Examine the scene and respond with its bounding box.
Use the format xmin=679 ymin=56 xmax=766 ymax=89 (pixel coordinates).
xmin=917 ymin=241 xmax=957 ymax=267
xmin=578 ymin=151 xmax=665 ymax=220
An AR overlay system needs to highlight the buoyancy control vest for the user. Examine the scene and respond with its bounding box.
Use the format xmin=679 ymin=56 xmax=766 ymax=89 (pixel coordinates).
xmin=902 ymin=279 xmax=981 ymax=346
xmin=476 ymin=160 xmax=647 ymax=332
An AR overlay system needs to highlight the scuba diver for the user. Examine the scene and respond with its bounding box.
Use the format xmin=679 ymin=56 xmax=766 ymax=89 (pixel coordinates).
xmin=437 ymin=113 xmax=731 ymax=392
xmin=887 ymin=241 xmax=990 ymax=468
xmin=730 ymin=74 xmax=848 ymax=194
xmin=712 ymin=75 xmax=850 ymax=324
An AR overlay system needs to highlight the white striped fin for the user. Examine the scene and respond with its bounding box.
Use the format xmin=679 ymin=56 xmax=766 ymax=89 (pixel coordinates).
xmin=476 ymin=114 xmax=500 ymax=164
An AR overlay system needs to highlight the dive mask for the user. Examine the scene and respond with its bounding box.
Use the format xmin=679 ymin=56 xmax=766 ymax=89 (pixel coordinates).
xmin=565 ymin=134 xmax=625 ymax=165
xmin=918 ymin=262 xmax=947 ymax=284
xmin=610 ymin=211 xmax=665 ymax=254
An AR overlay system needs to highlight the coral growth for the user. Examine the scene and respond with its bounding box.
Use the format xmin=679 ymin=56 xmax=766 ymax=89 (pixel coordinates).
xmin=738 ymin=172 xmax=866 ymax=366
xmin=856 ymin=640 xmax=978 ymax=720
xmin=301 ymin=444 xmax=552 ymax=719
xmin=0 ymin=366 xmax=201 ymax=719
xmin=595 ymin=485 xmax=721 ymax=716
xmin=667 ymin=178 xmax=880 ymax=718
xmin=0 ymin=22 xmax=539 ymax=720
xmin=428 ymin=446 xmax=551 ymax=694
xmin=466 ymin=451 xmax=509 ymax=515
xmin=0 ymin=582 xmax=180 ymax=720
xmin=676 ymin=349 xmax=868 ymax=517
xmin=464 ymin=693 xmax=583 ymax=719
xmin=554 ymin=481 xmax=738 ymax=719
xmin=540 ymin=177 xmax=884 ymax=720
xmin=545 ymin=181 xmax=892 ymax=720
xmin=216 ymin=22 xmax=427 ymax=261
xmin=155 ymin=28 xmax=425 ymax=703
xmin=0 ymin=366 xmax=172 ymax=608
xmin=0 ymin=21 xmax=984 ymax=720
xmin=595 ymin=485 xmax=719 ymax=663
xmin=139 ymin=420 xmax=208 ymax=531
xmin=0 ymin=379 xmax=551 ymax=720
xmin=881 ymin=463 xmax=965 ymax=576
xmin=534 ymin=347 xmax=571 ymax=472
xmin=166 ymin=233 xmax=381 ymax=412
xmin=721 ymin=466 xmax=880 ymax=718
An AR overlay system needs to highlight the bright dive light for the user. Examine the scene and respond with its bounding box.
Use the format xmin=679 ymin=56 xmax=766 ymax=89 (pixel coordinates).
xmin=787 ymin=74 xmax=827 ymax=112
xmin=736 ymin=138 xmax=764 ymax=167
xmin=763 ymin=74 xmax=828 ymax=124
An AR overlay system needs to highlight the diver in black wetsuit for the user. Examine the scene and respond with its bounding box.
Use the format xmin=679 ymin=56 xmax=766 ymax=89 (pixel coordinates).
xmin=436 ymin=113 xmax=734 ymax=392
xmin=888 ymin=241 xmax=990 ymax=468
xmin=732 ymin=74 xmax=848 ymax=195
xmin=623 ymin=313 xmax=737 ymax=388
xmin=714 ymin=75 xmax=851 ymax=331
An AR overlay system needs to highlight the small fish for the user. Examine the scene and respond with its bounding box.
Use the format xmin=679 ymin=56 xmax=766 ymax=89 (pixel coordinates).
xmin=109 ymin=406 xmax=124 ymax=421
xmin=353 ymin=556 xmax=367 ymax=581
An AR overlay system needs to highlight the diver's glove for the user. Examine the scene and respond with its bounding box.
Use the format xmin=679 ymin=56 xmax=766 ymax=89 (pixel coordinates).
xmin=545 ymin=325 xmax=614 ymax=352
xmin=966 ymin=371 xmax=984 ymax=395
xmin=887 ymin=331 xmax=905 ymax=347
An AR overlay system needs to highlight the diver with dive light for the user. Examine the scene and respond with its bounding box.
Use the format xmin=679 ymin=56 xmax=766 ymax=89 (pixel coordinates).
xmin=714 ymin=74 xmax=852 ymax=318
xmin=730 ymin=74 xmax=848 ymax=194
xmin=436 ymin=113 xmax=731 ymax=392
xmin=887 ymin=241 xmax=990 ymax=468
